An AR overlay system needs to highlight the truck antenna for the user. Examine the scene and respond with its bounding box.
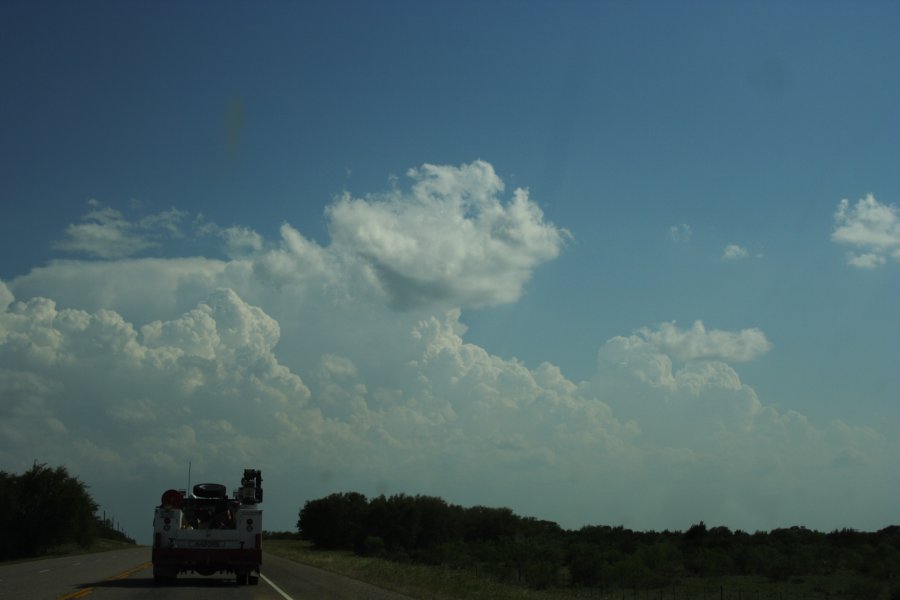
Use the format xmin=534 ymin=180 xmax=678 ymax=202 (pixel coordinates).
xmin=187 ymin=460 xmax=192 ymax=493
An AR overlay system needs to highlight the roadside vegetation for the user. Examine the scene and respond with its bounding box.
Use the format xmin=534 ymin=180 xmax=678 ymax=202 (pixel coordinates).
xmin=266 ymin=491 xmax=900 ymax=599
xmin=264 ymin=537 xmax=577 ymax=600
xmin=0 ymin=463 xmax=135 ymax=562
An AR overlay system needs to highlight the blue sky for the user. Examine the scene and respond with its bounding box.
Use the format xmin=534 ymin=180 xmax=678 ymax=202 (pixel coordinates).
xmin=1 ymin=1 xmax=898 ymax=541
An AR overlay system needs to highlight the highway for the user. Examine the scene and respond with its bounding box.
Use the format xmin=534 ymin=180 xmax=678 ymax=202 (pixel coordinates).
xmin=0 ymin=548 xmax=416 ymax=600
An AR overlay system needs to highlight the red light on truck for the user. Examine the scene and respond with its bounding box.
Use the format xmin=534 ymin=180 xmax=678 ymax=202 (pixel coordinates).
xmin=161 ymin=489 xmax=183 ymax=509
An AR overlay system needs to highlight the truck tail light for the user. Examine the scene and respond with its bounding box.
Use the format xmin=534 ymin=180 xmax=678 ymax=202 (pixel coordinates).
xmin=255 ymin=534 xmax=261 ymax=549
xmin=154 ymin=533 xmax=161 ymax=549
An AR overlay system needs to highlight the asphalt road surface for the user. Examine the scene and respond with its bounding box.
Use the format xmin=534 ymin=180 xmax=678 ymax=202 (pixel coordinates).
xmin=0 ymin=548 xmax=417 ymax=600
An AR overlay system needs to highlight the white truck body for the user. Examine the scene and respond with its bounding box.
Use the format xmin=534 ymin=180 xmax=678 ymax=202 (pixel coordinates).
xmin=152 ymin=469 xmax=263 ymax=585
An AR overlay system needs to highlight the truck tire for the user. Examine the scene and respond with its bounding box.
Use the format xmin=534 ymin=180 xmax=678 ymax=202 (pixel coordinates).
xmin=193 ymin=482 xmax=227 ymax=498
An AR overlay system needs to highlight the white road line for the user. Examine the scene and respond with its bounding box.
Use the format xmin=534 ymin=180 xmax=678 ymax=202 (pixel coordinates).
xmin=38 ymin=569 xmax=50 ymax=574
xmin=260 ymin=573 xmax=295 ymax=600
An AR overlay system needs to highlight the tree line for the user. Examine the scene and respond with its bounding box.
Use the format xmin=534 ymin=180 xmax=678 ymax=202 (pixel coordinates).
xmin=297 ymin=492 xmax=899 ymax=593
xmin=0 ymin=463 xmax=134 ymax=561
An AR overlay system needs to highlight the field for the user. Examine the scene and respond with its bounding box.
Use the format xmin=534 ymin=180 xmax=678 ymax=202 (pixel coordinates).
xmin=264 ymin=538 xmax=573 ymax=599
xmin=263 ymin=539 xmax=894 ymax=600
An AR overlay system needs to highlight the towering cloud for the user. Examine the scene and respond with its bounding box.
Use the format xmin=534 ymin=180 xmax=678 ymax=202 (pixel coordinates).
xmin=1 ymin=163 xmax=895 ymax=539
xmin=327 ymin=160 xmax=569 ymax=309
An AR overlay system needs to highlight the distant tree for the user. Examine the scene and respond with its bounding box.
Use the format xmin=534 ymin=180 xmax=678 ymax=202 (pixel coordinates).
xmin=294 ymin=489 xmax=900 ymax=594
xmin=413 ymin=494 xmax=463 ymax=552
xmin=0 ymin=471 xmax=17 ymax=559
xmin=745 ymin=543 xmax=791 ymax=580
xmin=0 ymin=464 xmax=99 ymax=559
xmin=827 ymin=527 xmax=863 ymax=547
xmin=610 ymin=552 xmax=651 ymax=588
xmin=635 ymin=540 xmax=682 ymax=584
xmin=680 ymin=522 xmax=737 ymax=576
xmin=567 ymin=542 xmax=609 ymax=587
xmin=575 ymin=524 xmax=640 ymax=553
xmin=512 ymin=537 xmax=565 ymax=589
xmin=683 ymin=521 xmax=708 ymax=544
xmin=297 ymin=491 xmax=368 ymax=550
xmin=366 ymin=493 xmax=420 ymax=554
xmin=361 ymin=535 xmax=386 ymax=557
xmin=356 ymin=493 xmax=463 ymax=559
xmin=463 ymin=505 xmax=520 ymax=543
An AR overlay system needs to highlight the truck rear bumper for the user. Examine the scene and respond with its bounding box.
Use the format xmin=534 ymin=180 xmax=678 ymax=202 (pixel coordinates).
xmin=152 ymin=547 xmax=262 ymax=572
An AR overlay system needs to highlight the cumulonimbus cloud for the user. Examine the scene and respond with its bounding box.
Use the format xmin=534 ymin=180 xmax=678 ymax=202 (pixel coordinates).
xmin=2 ymin=274 xmax=885 ymax=535
xmin=1 ymin=162 xmax=895 ymax=538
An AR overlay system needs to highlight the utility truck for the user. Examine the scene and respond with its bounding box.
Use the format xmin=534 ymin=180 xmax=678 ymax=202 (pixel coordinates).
xmin=152 ymin=469 xmax=263 ymax=585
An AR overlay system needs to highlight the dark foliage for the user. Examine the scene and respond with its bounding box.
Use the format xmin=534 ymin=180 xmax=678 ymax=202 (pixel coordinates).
xmin=297 ymin=491 xmax=900 ymax=593
xmin=0 ymin=463 xmax=108 ymax=560
xmin=296 ymin=491 xmax=369 ymax=550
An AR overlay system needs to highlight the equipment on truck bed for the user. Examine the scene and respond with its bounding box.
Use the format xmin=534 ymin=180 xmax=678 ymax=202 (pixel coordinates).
xmin=152 ymin=468 xmax=263 ymax=585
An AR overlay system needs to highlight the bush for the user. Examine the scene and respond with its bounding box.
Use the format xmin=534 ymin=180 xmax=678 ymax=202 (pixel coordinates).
xmin=297 ymin=491 xmax=369 ymax=550
xmin=294 ymin=490 xmax=900 ymax=594
xmin=0 ymin=464 xmax=100 ymax=560
xmin=362 ymin=535 xmax=386 ymax=557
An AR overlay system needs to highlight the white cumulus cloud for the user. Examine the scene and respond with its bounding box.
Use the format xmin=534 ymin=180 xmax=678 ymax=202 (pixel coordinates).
xmin=326 ymin=160 xmax=569 ymax=309
xmin=53 ymin=199 xmax=188 ymax=259
xmin=669 ymin=223 xmax=692 ymax=243
xmin=832 ymin=194 xmax=900 ymax=268
xmin=635 ymin=320 xmax=771 ymax=364
xmin=2 ymin=161 xmax=895 ymax=539
xmin=722 ymin=244 xmax=749 ymax=260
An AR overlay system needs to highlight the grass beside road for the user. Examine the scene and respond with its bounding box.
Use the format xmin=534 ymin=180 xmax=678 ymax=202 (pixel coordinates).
xmin=47 ymin=538 xmax=140 ymax=556
xmin=263 ymin=539 xmax=894 ymax=600
xmin=0 ymin=538 xmax=140 ymax=566
xmin=263 ymin=539 xmax=579 ymax=600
